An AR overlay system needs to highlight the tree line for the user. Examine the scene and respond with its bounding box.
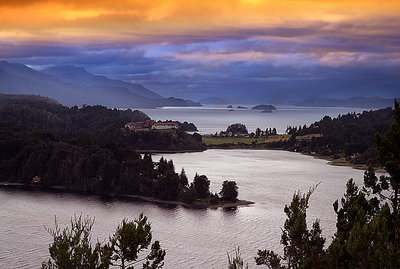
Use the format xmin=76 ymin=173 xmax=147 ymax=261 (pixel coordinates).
xmin=0 ymin=123 xmax=237 ymax=205
xmin=228 ymin=100 xmax=400 ymax=268
xmin=45 ymin=100 xmax=400 ymax=268
xmin=283 ymin=106 xmax=393 ymax=166
xmin=0 ymin=96 xmax=205 ymax=151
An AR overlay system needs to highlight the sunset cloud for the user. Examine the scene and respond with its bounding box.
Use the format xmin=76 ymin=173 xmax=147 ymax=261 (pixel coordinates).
xmin=0 ymin=1 xmax=399 ymax=101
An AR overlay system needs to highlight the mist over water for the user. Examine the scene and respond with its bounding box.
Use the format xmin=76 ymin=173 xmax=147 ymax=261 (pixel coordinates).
xmin=141 ymin=106 xmax=368 ymax=134
xmin=1 ymin=150 xmax=367 ymax=268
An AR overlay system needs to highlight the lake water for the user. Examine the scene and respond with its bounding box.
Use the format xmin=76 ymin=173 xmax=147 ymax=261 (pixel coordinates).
xmin=0 ymin=149 xmax=368 ymax=268
xmin=141 ymin=106 xmax=368 ymax=134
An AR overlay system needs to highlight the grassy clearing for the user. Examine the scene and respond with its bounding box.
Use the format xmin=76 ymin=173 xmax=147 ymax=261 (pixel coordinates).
xmin=296 ymin=133 xmax=322 ymax=140
xmin=202 ymin=135 xmax=289 ymax=146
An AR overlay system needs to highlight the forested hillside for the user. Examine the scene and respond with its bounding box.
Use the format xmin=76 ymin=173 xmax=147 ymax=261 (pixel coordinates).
xmin=0 ymin=94 xmax=205 ymax=151
xmin=0 ymin=123 xmax=197 ymax=201
xmin=286 ymin=106 xmax=393 ymax=166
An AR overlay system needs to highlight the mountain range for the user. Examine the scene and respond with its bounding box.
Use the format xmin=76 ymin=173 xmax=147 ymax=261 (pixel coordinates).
xmin=0 ymin=61 xmax=201 ymax=108
xmin=295 ymin=96 xmax=395 ymax=108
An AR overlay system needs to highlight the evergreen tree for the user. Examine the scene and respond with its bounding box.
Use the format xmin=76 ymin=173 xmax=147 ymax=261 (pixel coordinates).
xmin=255 ymin=186 xmax=326 ymax=268
xmin=192 ymin=174 xmax=210 ymax=198
xmin=42 ymin=215 xmax=113 ymax=269
xmin=110 ymin=214 xmax=165 ymax=269
xmin=228 ymin=248 xmax=248 ymax=269
xmin=42 ymin=214 xmax=165 ymax=269
xmin=220 ymin=180 xmax=239 ymax=202
xmin=179 ymin=168 xmax=189 ymax=187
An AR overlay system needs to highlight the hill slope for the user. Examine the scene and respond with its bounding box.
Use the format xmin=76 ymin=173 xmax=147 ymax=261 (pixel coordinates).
xmin=0 ymin=61 xmax=201 ymax=108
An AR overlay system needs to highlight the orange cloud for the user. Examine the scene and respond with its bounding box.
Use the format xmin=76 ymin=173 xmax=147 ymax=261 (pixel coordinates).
xmin=0 ymin=0 xmax=399 ymax=44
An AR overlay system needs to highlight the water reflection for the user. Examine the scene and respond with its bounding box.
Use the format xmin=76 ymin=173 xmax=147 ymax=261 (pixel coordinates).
xmin=1 ymin=149 xmax=368 ymax=268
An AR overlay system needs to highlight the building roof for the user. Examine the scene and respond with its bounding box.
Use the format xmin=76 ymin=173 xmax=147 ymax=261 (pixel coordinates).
xmin=153 ymin=122 xmax=179 ymax=126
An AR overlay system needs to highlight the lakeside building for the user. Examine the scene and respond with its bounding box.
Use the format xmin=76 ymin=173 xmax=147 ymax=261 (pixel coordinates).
xmin=31 ymin=176 xmax=41 ymax=184
xmin=125 ymin=120 xmax=155 ymax=131
xmin=151 ymin=122 xmax=179 ymax=130
xmin=125 ymin=120 xmax=179 ymax=131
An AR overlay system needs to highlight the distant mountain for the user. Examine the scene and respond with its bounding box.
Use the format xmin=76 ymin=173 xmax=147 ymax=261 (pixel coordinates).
xmin=0 ymin=61 xmax=201 ymax=108
xmin=42 ymin=65 xmax=162 ymax=100
xmin=0 ymin=93 xmax=60 ymax=105
xmin=296 ymin=96 xmax=395 ymax=108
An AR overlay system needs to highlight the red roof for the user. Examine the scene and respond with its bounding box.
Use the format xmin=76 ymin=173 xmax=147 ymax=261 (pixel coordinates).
xmin=126 ymin=120 xmax=154 ymax=129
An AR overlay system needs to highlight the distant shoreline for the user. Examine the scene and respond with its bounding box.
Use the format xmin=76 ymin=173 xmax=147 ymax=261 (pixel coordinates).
xmin=0 ymin=182 xmax=254 ymax=209
xmin=204 ymin=145 xmax=385 ymax=172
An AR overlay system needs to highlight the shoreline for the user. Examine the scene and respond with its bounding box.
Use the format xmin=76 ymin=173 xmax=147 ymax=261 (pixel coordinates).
xmin=0 ymin=182 xmax=254 ymax=209
xmin=133 ymin=145 xmax=383 ymax=172
xmin=136 ymin=149 xmax=205 ymax=154
xmin=205 ymin=145 xmax=383 ymax=172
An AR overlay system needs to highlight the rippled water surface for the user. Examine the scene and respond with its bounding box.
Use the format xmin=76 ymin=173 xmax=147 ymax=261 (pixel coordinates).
xmin=141 ymin=105 xmax=367 ymax=134
xmin=0 ymin=149 xmax=368 ymax=268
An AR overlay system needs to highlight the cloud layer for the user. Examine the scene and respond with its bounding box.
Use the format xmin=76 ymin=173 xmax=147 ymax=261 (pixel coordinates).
xmin=1 ymin=0 xmax=399 ymax=102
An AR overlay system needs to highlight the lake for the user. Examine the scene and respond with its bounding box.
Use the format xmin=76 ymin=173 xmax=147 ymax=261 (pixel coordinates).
xmin=141 ymin=105 xmax=368 ymax=134
xmin=0 ymin=149 xmax=368 ymax=268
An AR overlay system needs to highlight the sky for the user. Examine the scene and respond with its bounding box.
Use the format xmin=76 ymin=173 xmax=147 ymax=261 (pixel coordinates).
xmin=0 ymin=0 xmax=399 ymax=102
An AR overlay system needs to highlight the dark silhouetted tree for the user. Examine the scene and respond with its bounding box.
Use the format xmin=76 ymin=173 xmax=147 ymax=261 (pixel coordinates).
xmin=255 ymin=186 xmax=325 ymax=268
xmin=220 ymin=180 xmax=238 ymax=202
xmin=192 ymin=174 xmax=210 ymax=198
xmin=42 ymin=214 xmax=165 ymax=269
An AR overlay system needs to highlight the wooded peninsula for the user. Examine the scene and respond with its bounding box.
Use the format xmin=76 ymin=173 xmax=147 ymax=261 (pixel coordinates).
xmin=0 ymin=94 xmax=250 ymax=208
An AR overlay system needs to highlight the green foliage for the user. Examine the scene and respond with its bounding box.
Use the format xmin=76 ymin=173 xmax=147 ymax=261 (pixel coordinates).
xmin=179 ymin=168 xmax=189 ymax=187
xmin=326 ymin=100 xmax=400 ymax=268
xmin=0 ymin=98 xmax=206 ymax=151
xmin=43 ymin=214 xmax=165 ymax=269
xmin=192 ymin=174 xmax=210 ymax=198
xmin=181 ymin=188 xmax=198 ymax=204
xmin=42 ymin=215 xmax=113 ymax=269
xmin=255 ymin=250 xmax=283 ymax=269
xmin=228 ymin=248 xmax=248 ymax=269
xmin=220 ymin=180 xmax=239 ymax=202
xmin=375 ymin=100 xmax=400 ymax=213
xmin=0 ymin=123 xmax=210 ymax=203
xmin=226 ymin=123 xmax=248 ymax=135
xmin=255 ymin=186 xmax=326 ymax=269
xmin=210 ymin=193 xmax=221 ymax=205
xmin=110 ymin=214 xmax=165 ymax=269
xmin=253 ymin=100 xmax=400 ymax=269
xmin=179 ymin=121 xmax=198 ymax=132
xmin=285 ymin=107 xmax=393 ymax=166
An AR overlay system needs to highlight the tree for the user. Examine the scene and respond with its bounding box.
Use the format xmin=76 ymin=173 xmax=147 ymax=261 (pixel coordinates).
xmin=226 ymin=123 xmax=248 ymax=135
xmin=375 ymin=99 xmax=400 ymax=214
xmin=42 ymin=214 xmax=165 ymax=269
xmin=255 ymin=186 xmax=326 ymax=269
xmin=182 ymin=188 xmax=198 ymax=204
xmin=253 ymin=100 xmax=400 ymax=269
xmin=220 ymin=180 xmax=238 ymax=202
xmin=110 ymin=214 xmax=165 ymax=269
xmin=326 ymin=100 xmax=400 ymax=268
xmin=192 ymin=174 xmax=210 ymax=198
xmin=179 ymin=168 xmax=189 ymax=187
xmin=227 ymin=247 xmax=248 ymax=269
xmin=158 ymin=170 xmax=180 ymax=201
xmin=42 ymin=215 xmax=113 ymax=269
xmin=256 ymin=128 xmax=261 ymax=138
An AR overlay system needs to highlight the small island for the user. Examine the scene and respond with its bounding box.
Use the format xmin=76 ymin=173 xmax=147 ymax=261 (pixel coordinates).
xmin=226 ymin=105 xmax=233 ymax=108
xmin=237 ymin=105 xmax=248 ymax=109
xmin=251 ymin=104 xmax=277 ymax=113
